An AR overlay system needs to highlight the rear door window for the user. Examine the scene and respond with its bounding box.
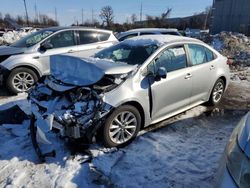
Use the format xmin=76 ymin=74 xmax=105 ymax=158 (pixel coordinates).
xmin=78 ymin=30 xmax=99 ymax=44
xmin=188 ymin=44 xmax=215 ymax=65
xmin=99 ymin=32 xmax=110 ymax=41
xmin=205 ymin=47 xmax=216 ymax=62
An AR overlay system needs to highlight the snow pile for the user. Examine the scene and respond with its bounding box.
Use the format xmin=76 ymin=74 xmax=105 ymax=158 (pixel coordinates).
xmin=0 ymin=30 xmax=32 ymax=45
xmin=210 ymin=32 xmax=250 ymax=66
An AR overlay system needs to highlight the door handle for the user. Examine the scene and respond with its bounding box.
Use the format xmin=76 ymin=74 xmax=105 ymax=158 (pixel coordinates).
xmin=185 ymin=73 xmax=192 ymax=79
xmin=33 ymin=56 xmax=40 ymax=59
xmin=96 ymin=46 xmax=102 ymax=49
xmin=210 ymin=65 xmax=215 ymax=70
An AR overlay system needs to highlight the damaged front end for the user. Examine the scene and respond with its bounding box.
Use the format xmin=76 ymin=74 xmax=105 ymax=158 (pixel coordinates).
xmin=29 ymin=79 xmax=113 ymax=162
xmin=29 ymin=55 xmax=133 ymax=162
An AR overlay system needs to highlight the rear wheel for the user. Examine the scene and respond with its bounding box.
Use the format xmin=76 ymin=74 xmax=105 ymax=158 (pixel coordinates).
xmin=7 ymin=67 xmax=38 ymax=94
xmin=102 ymin=105 xmax=141 ymax=148
xmin=207 ymin=78 xmax=225 ymax=106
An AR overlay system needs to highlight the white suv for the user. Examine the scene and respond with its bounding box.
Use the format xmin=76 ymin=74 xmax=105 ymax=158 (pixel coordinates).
xmin=0 ymin=27 xmax=118 ymax=93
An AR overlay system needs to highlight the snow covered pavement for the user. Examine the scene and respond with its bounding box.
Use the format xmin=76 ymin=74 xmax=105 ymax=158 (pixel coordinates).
xmin=0 ymin=100 xmax=248 ymax=187
xmin=0 ymin=75 xmax=249 ymax=187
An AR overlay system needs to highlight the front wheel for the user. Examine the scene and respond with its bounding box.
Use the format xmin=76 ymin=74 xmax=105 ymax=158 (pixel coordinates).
xmin=102 ymin=105 xmax=141 ymax=148
xmin=7 ymin=67 xmax=38 ymax=94
xmin=207 ymin=78 xmax=225 ymax=106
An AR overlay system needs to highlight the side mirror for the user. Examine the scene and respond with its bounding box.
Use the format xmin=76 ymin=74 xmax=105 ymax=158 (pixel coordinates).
xmin=40 ymin=42 xmax=53 ymax=52
xmin=155 ymin=67 xmax=167 ymax=81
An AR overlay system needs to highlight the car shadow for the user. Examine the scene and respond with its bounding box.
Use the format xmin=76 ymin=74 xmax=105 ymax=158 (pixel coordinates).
xmin=0 ymin=86 xmax=13 ymax=98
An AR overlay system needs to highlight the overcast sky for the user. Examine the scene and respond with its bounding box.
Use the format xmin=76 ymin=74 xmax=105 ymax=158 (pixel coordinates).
xmin=0 ymin=0 xmax=213 ymax=25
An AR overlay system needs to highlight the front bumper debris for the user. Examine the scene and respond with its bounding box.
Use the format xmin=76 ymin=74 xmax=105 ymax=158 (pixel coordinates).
xmin=29 ymin=84 xmax=113 ymax=162
xmin=30 ymin=114 xmax=56 ymax=162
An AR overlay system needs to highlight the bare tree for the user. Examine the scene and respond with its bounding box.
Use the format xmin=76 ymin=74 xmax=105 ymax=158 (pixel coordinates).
xmin=145 ymin=8 xmax=172 ymax=28
xmin=99 ymin=6 xmax=114 ymax=27
xmin=161 ymin=8 xmax=172 ymax=20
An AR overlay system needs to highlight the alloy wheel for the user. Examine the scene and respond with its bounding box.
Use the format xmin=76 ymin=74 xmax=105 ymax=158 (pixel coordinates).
xmin=108 ymin=111 xmax=137 ymax=144
xmin=212 ymin=81 xmax=224 ymax=103
xmin=12 ymin=72 xmax=35 ymax=92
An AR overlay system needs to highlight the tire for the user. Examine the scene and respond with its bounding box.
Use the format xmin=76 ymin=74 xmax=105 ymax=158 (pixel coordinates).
xmin=102 ymin=105 xmax=141 ymax=148
xmin=207 ymin=78 xmax=225 ymax=106
xmin=7 ymin=67 xmax=38 ymax=94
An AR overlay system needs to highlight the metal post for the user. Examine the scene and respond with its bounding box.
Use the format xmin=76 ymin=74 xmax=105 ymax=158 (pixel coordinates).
xmin=82 ymin=8 xmax=84 ymax=25
xmin=23 ymin=0 xmax=29 ymax=26
xmin=140 ymin=2 xmax=142 ymax=22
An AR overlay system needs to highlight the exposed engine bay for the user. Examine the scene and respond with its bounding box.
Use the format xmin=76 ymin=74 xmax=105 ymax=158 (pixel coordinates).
xmin=29 ymin=74 xmax=127 ymax=161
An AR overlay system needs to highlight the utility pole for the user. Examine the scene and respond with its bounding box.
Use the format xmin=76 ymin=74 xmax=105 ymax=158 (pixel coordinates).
xmin=34 ymin=0 xmax=38 ymax=21
xmin=92 ymin=8 xmax=94 ymax=25
xmin=82 ymin=8 xmax=84 ymax=25
xmin=23 ymin=0 xmax=29 ymax=26
xmin=55 ymin=7 xmax=57 ymax=22
xmin=140 ymin=2 xmax=142 ymax=22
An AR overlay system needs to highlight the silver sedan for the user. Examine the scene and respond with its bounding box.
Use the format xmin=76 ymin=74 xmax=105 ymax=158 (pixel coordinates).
xmin=29 ymin=35 xmax=230 ymax=161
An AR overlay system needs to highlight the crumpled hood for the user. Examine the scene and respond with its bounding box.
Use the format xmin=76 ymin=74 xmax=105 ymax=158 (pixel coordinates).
xmin=238 ymin=112 xmax=250 ymax=159
xmin=84 ymin=57 xmax=137 ymax=75
xmin=50 ymin=55 xmax=136 ymax=87
xmin=0 ymin=46 xmax=26 ymax=56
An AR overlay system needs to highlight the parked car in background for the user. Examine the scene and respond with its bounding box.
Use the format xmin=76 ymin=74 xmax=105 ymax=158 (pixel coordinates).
xmin=29 ymin=35 xmax=230 ymax=161
xmin=0 ymin=26 xmax=118 ymax=93
xmin=216 ymin=112 xmax=250 ymax=188
xmin=16 ymin=27 xmax=40 ymax=33
xmin=117 ymin=28 xmax=181 ymax=41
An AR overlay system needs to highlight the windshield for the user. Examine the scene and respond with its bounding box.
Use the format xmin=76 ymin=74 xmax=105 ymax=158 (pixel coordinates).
xmin=95 ymin=43 xmax=159 ymax=65
xmin=10 ymin=29 xmax=55 ymax=48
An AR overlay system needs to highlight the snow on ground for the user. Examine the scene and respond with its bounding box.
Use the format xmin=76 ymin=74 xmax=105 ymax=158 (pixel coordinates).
xmin=0 ymin=96 xmax=248 ymax=187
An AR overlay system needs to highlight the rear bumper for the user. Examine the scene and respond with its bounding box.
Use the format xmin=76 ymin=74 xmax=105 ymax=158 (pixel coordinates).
xmin=0 ymin=66 xmax=10 ymax=85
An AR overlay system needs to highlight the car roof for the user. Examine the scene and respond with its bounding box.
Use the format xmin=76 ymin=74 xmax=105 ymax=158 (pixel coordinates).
xmin=122 ymin=35 xmax=201 ymax=47
xmin=118 ymin=28 xmax=180 ymax=39
xmin=39 ymin=26 xmax=113 ymax=33
xmin=126 ymin=28 xmax=178 ymax=33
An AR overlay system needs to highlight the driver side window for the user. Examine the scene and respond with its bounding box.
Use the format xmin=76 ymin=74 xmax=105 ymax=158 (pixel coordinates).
xmin=46 ymin=30 xmax=76 ymax=49
xmin=147 ymin=45 xmax=187 ymax=74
